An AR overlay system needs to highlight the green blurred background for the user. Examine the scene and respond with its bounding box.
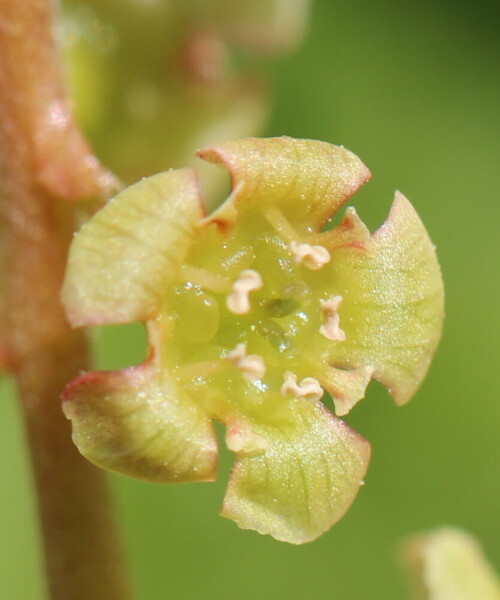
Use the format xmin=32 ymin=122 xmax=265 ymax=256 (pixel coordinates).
xmin=1 ymin=0 xmax=499 ymax=598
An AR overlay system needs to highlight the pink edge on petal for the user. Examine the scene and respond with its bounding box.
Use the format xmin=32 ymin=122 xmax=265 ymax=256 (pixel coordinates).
xmin=330 ymin=191 xmax=444 ymax=406
xmin=197 ymin=137 xmax=371 ymax=232
xmin=62 ymin=359 xmax=218 ymax=484
xmin=320 ymin=206 xmax=371 ymax=252
xmin=319 ymin=365 xmax=375 ymax=417
xmin=371 ymin=190 xmax=411 ymax=240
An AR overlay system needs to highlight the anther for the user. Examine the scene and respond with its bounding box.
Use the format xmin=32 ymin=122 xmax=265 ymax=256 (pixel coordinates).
xmin=227 ymin=343 xmax=266 ymax=382
xmin=289 ymin=240 xmax=330 ymax=270
xmin=226 ymin=269 xmax=263 ymax=314
xmin=319 ymin=296 xmax=346 ymax=341
xmin=280 ymin=371 xmax=324 ymax=402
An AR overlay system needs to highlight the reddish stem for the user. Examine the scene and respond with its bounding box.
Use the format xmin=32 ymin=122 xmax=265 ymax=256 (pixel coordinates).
xmin=0 ymin=1 xmax=129 ymax=598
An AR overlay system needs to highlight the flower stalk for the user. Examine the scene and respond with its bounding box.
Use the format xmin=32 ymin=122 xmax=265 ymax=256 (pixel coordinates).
xmin=0 ymin=1 xmax=129 ymax=598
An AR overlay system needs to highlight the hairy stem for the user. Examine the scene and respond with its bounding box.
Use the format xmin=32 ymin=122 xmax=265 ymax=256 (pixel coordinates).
xmin=0 ymin=1 xmax=129 ymax=598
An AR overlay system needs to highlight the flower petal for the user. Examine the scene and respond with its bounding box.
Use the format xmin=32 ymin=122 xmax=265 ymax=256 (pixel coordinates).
xmin=197 ymin=136 xmax=370 ymax=232
xmin=329 ymin=192 xmax=444 ymax=404
xmin=62 ymin=360 xmax=217 ymax=483
xmin=62 ymin=169 xmax=204 ymax=326
xmin=319 ymin=206 xmax=371 ymax=250
xmin=317 ymin=366 xmax=374 ymax=416
xmin=221 ymin=399 xmax=370 ymax=544
xmin=404 ymin=528 xmax=500 ymax=600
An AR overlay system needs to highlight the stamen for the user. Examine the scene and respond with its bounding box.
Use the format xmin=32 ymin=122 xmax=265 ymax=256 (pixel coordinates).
xmin=181 ymin=264 xmax=231 ymax=294
xmin=261 ymin=205 xmax=297 ymax=243
xmin=280 ymin=371 xmax=324 ymax=402
xmin=319 ymin=296 xmax=346 ymax=341
xmin=226 ymin=269 xmax=263 ymax=314
xmin=227 ymin=343 xmax=266 ymax=381
xmin=289 ymin=240 xmax=331 ymax=270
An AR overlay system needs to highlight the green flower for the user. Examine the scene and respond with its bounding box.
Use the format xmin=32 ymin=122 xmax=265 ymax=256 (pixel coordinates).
xmin=62 ymin=137 xmax=444 ymax=544
xmin=403 ymin=528 xmax=500 ymax=600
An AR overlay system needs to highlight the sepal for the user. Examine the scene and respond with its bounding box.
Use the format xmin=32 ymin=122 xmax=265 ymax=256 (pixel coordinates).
xmin=221 ymin=399 xmax=370 ymax=544
xmin=62 ymin=170 xmax=204 ymax=326
xmin=62 ymin=360 xmax=217 ymax=483
xmin=330 ymin=192 xmax=444 ymax=404
xmin=198 ymin=137 xmax=371 ymax=232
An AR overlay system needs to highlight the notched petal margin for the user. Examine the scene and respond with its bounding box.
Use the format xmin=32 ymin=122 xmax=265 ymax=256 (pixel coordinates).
xmin=62 ymin=169 xmax=204 ymax=327
xmin=197 ymin=137 xmax=371 ymax=232
xmin=318 ymin=366 xmax=374 ymax=417
xmin=330 ymin=192 xmax=444 ymax=404
xmin=62 ymin=360 xmax=217 ymax=483
xmin=221 ymin=399 xmax=370 ymax=544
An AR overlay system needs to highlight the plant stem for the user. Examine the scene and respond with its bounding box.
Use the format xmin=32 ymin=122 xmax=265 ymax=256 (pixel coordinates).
xmin=17 ymin=334 xmax=131 ymax=600
xmin=0 ymin=1 xmax=129 ymax=599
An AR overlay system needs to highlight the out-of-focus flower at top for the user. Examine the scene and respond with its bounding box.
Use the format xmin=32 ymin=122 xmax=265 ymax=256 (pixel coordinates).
xmin=61 ymin=0 xmax=312 ymax=202
xmin=61 ymin=137 xmax=444 ymax=544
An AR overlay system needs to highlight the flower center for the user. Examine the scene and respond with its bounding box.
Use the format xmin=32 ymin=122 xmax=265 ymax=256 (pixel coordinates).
xmin=166 ymin=205 xmax=346 ymax=419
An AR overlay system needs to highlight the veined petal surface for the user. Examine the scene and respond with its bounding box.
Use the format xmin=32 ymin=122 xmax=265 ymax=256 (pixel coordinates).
xmin=62 ymin=170 xmax=204 ymax=326
xmin=198 ymin=137 xmax=371 ymax=231
xmin=222 ymin=398 xmax=370 ymax=544
xmin=63 ymin=360 xmax=217 ymax=483
xmin=329 ymin=192 xmax=444 ymax=404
